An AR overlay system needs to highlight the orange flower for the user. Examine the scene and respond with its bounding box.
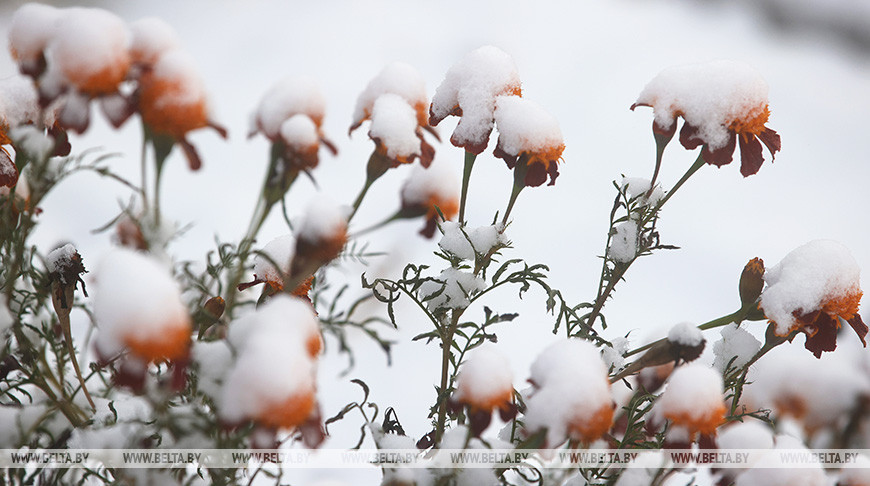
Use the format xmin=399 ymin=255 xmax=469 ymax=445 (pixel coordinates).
xmin=255 ymin=386 xmax=317 ymax=430
xmin=664 ymin=403 xmax=726 ymax=440
xmin=123 ymin=320 xmax=191 ymax=363
xmin=654 ymin=363 xmax=726 ymax=443
xmin=776 ymin=289 xmax=867 ymax=359
xmin=492 ymin=96 xmax=565 ymax=187
xmin=566 ymin=403 xmax=615 ymax=444
xmin=137 ymin=50 xmax=226 ymax=170
xmin=400 ymin=164 xmax=460 ymax=238
xmin=450 ymin=347 xmax=517 ymax=437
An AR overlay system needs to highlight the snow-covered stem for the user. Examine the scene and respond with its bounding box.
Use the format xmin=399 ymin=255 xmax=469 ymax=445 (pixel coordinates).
xmin=458 ymin=151 xmax=476 ymax=224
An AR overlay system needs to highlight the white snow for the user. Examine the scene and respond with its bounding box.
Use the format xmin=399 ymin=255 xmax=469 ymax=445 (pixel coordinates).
xmin=92 ymin=248 xmax=191 ymax=360
xmin=46 ymin=243 xmax=78 ymax=274
xmin=653 ymin=362 xmax=724 ymax=433
xmin=734 ymin=436 xmax=827 ymax=486
xmin=634 ymin=60 xmax=770 ymax=150
xmin=712 ymin=323 xmax=761 ymax=372
xmin=524 ymin=339 xmax=613 ymax=446
xmin=666 ymin=322 xmax=703 ymax=347
xmin=493 ymin=96 xmax=564 ymax=157
xmin=253 ymin=76 xmax=326 ymax=140
xmin=601 ymin=337 xmax=630 ymax=373
xmin=252 ymin=234 xmax=296 ymax=286
xmin=145 ymin=49 xmax=207 ymax=109
xmin=220 ymin=295 xmax=319 ymax=425
xmin=129 ymin=17 xmax=180 ymax=66
xmin=430 ymin=45 xmax=521 ymax=151
xmin=418 ymin=267 xmax=485 ymax=310
xmin=9 ymin=4 xmax=60 ymax=65
xmin=760 ymin=239 xmax=862 ymax=335
xmin=608 ymin=221 xmax=638 ymax=263
xmin=0 ymin=76 xmax=46 ymax=128
xmin=454 ymin=346 xmax=514 ymax=409
xmin=191 ymin=340 xmax=233 ymax=398
xmin=9 ymin=126 xmax=55 ymax=161
xmin=44 ymin=7 xmax=131 ymax=94
xmin=279 ymin=114 xmax=319 ymax=151
xmin=621 ymin=176 xmax=664 ymax=206
xmin=438 ymin=222 xmax=507 ymax=261
xmin=296 ymin=194 xmax=348 ymax=246
xmin=368 ymin=93 xmax=421 ymax=161
xmin=400 ymin=161 xmax=459 ymax=208
xmin=717 ymin=419 xmax=774 ymax=451
xmin=351 ymin=61 xmax=427 ymax=129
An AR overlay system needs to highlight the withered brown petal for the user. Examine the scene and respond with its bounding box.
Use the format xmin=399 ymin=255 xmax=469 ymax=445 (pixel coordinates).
xmin=0 ymin=149 xmax=18 ymax=188
xmin=679 ymin=122 xmax=703 ymax=150
xmin=524 ymin=162 xmax=548 ymax=187
xmin=757 ymin=127 xmax=781 ymax=159
xmin=420 ymin=137 xmax=435 ymax=168
xmin=803 ymin=313 xmax=839 ymax=358
xmin=419 ymin=216 xmax=438 ymax=239
xmin=179 ymin=138 xmax=202 ymax=171
xmin=702 ymin=133 xmax=736 ymax=168
xmin=847 ymin=315 xmax=869 ymax=347
xmin=738 ymin=134 xmax=764 ymax=177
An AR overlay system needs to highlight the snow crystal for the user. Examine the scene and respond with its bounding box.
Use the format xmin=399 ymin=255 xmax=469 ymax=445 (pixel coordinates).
xmin=279 ymin=114 xmax=319 ymax=150
xmin=621 ymin=176 xmax=664 ymax=206
xmin=351 ymin=61 xmax=427 ymax=128
xmin=438 ymin=222 xmax=507 ymax=261
xmin=297 ymin=194 xmax=348 ymax=244
xmin=9 ymin=4 xmax=60 ymax=64
xmin=524 ymin=340 xmax=613 ymax=447
xmin=634 ymin=60 xmax=769 ymax=150
xmin=653 ymin=363 xmax=724 ymax=425
xmin=92 ymin=248 xmax=191 ymax=358
xmin=454 ymin=346 xmax=514 ymax=407
xmin=601 ymin=337 xmax=630 ymax=373
xmin=418 ymin=267 xmax=485 ymax=310
xmin=252 ymin=234 xmax=296 ymax=285
xmin=44 ymin=7 xmax=131 ymax=92
xmin=129 ymin=17 xmax=180 ymax=65
xmin=493 ymin=96 xmax=564 ymax=156
xmin=368 ymin=93 xmax=421 ymax=160
xmin=712 ymin=323 xmax=761 ymax=372
xmin=717 ymin=419 xmax=774 ymax=451
xmin=220 ymin=295 xmax=319 ymax=424
xmin=400 ymin=161 xmax=459 ymax=207
xmin=666 ymin=322 xmax=703 ymax=347
xmin=253 ymin=76 xmax=325 ymax=140
xmin=608 ymin=221 xmax=638 ymax=263
xmin=430 ymin=46 xmax=521 ymax=151
xmin=46 ymin=243 xmax=78 ymax=274
xmin=760 ymin=240 xmax=861 ymax=336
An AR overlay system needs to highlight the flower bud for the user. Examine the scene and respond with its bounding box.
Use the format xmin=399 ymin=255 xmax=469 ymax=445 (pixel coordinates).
xmin=739 ymin=257 xmax=764 ymax=310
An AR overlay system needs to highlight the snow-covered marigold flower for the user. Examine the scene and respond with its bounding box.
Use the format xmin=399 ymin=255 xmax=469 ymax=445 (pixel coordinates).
xmin=93 ymin=248 xmax=192 ymax=363
xmin=429 ymin=45 xmax=522 ymax=154
xmin=220 ymin=295 xmax=322 ymax=438
xmin=138 ymin=49 xmax=227 ymax=170
xmin=493 ymin=96 xmax=565 ymax=187
xmin=653 ymin=363 xmax=726 ymax=444
xmin=292 ymin=195 xmax=348 ymax=275
xmin=759 ymin=240 xmax=867 ymax=358
xmin=250 ymin=77 xmax=336 ymax=171
xmin=351 ymin=63 xmax=435 ymax=168
xmin=524 ymin=340 xmax=615 ymax=447
xmin=237 ymin=234 xmax=315 ymax=301
xmin=399 ymin=163 xmax=459 ymax=238
xmin=450 ymin=347 xmax=516 ymax=436
xmin=632 ymin=60 xmax=781 ymax=177
xmin=128 ymin=17 xmax=180 ymax=67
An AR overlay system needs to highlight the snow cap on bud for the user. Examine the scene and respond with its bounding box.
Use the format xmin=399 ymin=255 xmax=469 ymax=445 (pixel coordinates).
xmin=294 ymin=195 xmax=348 ymax=269
xmin=653 ymin=362 xmax=726 ymax=443
xmin=93 ymin=248 xmax=192 ymax=363
xmin=666 ymin=322 xmax=705 ymax=362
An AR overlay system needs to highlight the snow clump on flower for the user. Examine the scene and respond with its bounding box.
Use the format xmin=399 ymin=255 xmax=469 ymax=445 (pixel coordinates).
xmin=712 ymin=323 xmax=761 ymax=372
xmin=652 ymin=362 xmax=725 ymax=442
xmin=351 ymin=61 xmax=428 ymax=132
xmin=524 ymin=339 xmax=614 ymax=446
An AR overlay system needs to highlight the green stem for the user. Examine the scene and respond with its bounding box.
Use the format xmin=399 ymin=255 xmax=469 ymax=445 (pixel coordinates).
xmin=649 ymin=152 xmax=705 ymax=214
xmin=623 ymin=309 xmax=743 ymax=359
xmin=458 ymin=151 xmax=477 ymax=224
xmin=435 ymin=311 xmax=462 ymax=445
xmin=349 ymin=151 xmax=391 ymax=223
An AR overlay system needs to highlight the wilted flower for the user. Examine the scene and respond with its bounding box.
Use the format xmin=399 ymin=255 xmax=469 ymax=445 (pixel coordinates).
xmin=138 ymin=49 xmax=227 ymax=170
xmin=450 ymin=347 xmax=516 ymax=436
xmin=493 ymin=96 xmax=565 ymax=187
xmin=760 ymin=240 xmax=867 ymax=358
xmin=399 ymin=163 xmax=460 ymax=238
xmin=524 ymin=340 xmax=615 ymax=446
xmin=632 ymin=60 xmax=780 ymax=177
xmin=293 ymin=195 xmax=348 ymax=274
xmin=429 ymin=45 xmax=522 ymax=154
xmin=653 ymin=363 xmax=726 ymax=444
xmin=237 ymin=234 xmax=316 ymax=301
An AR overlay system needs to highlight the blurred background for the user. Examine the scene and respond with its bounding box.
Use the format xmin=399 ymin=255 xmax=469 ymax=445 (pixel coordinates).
xmin=2 ymin=0 xmax=870 ymax=483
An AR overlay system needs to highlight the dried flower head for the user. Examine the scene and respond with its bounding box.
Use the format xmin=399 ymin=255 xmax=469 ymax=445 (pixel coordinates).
xmin=493 ymin=96 xmax=565 ymax=187
xmin=760 ymin=240 xmax=867 ymax=358
xmin=429 ymin=46 xmax=522 ymax=154
xmin=400 ymin=163 xmax=460 ymax=238
xmin=632 ymin=60 xmax=780 ymax=177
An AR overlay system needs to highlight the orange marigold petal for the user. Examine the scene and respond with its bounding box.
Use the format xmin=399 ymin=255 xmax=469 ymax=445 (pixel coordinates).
xmin=567 ymin=402 xmax=614 ymax=444
xmin=123 ymin=320 xmax=191 ymax=362
xmin=256 ymin=389 xmax=316 ymax=430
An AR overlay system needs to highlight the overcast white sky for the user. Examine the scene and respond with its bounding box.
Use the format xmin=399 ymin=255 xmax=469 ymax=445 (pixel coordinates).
xmin=3 ymin=1 xmax=870 ymax=483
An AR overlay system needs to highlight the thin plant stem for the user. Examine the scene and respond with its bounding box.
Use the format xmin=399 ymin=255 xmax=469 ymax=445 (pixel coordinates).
xmin=458 ymin=151 xmax=476 ymax=224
